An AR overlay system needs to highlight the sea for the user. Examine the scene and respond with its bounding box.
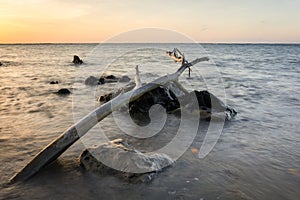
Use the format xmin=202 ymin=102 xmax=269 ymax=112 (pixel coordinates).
xmin=0 ymin=43 xmax=299 ymax=200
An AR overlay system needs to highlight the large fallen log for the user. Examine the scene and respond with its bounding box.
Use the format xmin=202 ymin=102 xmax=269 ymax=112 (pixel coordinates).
xmin=9 ymin=56 xmax=209 ymax=184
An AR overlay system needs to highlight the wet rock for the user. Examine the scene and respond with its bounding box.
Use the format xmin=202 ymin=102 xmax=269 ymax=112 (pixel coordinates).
xmin=225 ymin=106 xmax=237 ymax=120
xmin=85 ymin=74 xmax=131 ymax=86
xmin=85 ymin=76 xmax=104 ymax=86
xmin=56 ymin=88 xmax=71 ymax=95
xmin=119 ymin=75 xmax=131 ymax=83
xmin=80 ymin=138 xmax=174 ymax=183
xmin=97 ymin=83 xmax=236 ymax=121
xmin=99 ymin=77 xmax=105 ymax=84
xmin=100 ymin=75 xmax=118 ymax=83
xmin=178 ymin=90 xmax=237 ymax=120
xmin=72 ymin=55 xmax=83 ymax=65
xmin=97 ymin=82 xmax=136 ymax=103
xmin=128 ymin=86 xmax=236 ymax=122
xmin=0 ymin=60 xmax=21 ymax=67
xmin=50 ymin=81 xmax=58 ymax=84
xmin=105 ymin=75 xmax=116 ymax=79
xmin=98 ymin=93 xmax=113 ymax=102
xmin=129 ymin=86 xmax=180 ymax=125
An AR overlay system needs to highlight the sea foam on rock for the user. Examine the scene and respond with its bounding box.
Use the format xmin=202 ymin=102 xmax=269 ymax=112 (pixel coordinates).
xmin=80 ymin=138 xmax=174 ymax=183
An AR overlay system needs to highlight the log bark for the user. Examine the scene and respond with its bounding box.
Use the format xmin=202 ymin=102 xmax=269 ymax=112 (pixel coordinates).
xmin=9 ymin=57 xmax=209 ymax=184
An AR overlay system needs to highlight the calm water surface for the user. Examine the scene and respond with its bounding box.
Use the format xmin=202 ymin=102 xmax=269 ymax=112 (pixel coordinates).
xmin=0 ymin=43 xmax=299 ymax=199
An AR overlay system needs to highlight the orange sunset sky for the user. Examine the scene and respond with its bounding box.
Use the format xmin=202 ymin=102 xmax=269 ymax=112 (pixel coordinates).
xmin=0 ymin=0 xmax=300 ymax=43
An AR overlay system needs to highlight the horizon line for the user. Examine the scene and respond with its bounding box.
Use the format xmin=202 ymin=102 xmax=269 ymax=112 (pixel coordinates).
xmin=1 ymin=42 xmax=300 ymax=45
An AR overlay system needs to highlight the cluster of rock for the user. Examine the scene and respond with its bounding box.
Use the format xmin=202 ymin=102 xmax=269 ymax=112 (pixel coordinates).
xmin=79 ymin=83 xmax=237 ymax=182
xmin=85 ymin=75 xmax=130 ymax=86
xmin=48 ymin=81 xmax=71 ymax=95
xmin=9 ymin=53 xmax=238 ymax=183
xmin=98 ymin=82 xmax=237 ymax=122
xmin=49 ymin=55 xmax=81 ymax=95
xmin=51 ymin=55 xmax=84 ymax=95
xmin=60 ymin=55 xmax=236 ymax=181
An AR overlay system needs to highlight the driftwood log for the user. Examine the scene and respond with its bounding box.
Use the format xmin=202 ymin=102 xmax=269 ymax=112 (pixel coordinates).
xmin=9 ymin=56 xmax=209 ymax=184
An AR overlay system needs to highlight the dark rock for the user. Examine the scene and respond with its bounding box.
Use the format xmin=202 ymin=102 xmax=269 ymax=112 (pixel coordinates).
xmin=129 ymin=86 xmax=180 ymax=125
xmin=87 ymin=76 xmax=99 ymax=85
xmin=85 ymin=76 xmax=102 ymax=86
xmin=56 ymin=88 xmax=71 ymax=95
xmin=100 ymin=75 xmax=118 ymax=83
xmin=98 ymin=93 xmax=113 ymax=102
xmin=96 ymin=82 xmax=236 ymax=121
xmin=119 ymin=75 xmax=131 ymax=82
xmin=180 ymin=90 xmax=215 ymax=111
xmin=80 ymin=138 xmax=174 ymax=183
xmin=50 ymin=81 xmax=58 ymax=84
xmin=105 ymin=75 xmax=116 ymax=79
xmin=128 ymin=86 xmax=237 ymax=123
xmin=85 ymin=75 xmax=123 ymax=86
xmin=0 ymin=62 xmax=2 ymax=66
xmin=225 ymin=106 xmax=237 ymax=120
xmin=97 ymin=82 xmax=136 ymax=103
xmin=99 ymin=77 xmax=105 ymax=84
xmin=72 ymin=55 xmax=83 ymax=65
xmin=179 ymin=90 xmax=237 ymax=120
xmin=85 ymin=74 xmax=130 ymax=86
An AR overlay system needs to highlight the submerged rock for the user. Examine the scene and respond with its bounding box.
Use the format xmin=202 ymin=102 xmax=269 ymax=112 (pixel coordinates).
xmin=85 ymin=76 xmax=104 ymax=86
xmin=105 ymin=75 xmax=116 ymax=79
xmin=56 ymin=88 xmax=71 ymax=95
xmin=72 ymin=55 xmax=83 ymax=65
xmin=119 ymin=75 xmax=131 ymax=83
xmin=50 ymin=81 xmax=58 ymax=84
xmin=98 ymin=82 xmax=136 ymax=104
xmin=101 ymin=75 xmax=118 ymax=83
xmin=80 ymin=138 xmax=174 ymax=183
xmin=98 ymin=92 xmax=113 ymax=102
xmin=178 ymin=90 xmax=237 ymax=120
xmin=85 ymin=75 xmax=131 ymax=86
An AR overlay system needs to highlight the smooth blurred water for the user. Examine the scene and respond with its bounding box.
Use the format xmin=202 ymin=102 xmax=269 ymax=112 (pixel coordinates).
xmin=0 ymin=43 xmax=299 ymax=199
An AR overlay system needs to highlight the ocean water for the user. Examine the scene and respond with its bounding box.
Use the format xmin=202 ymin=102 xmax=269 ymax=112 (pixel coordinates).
xmin=0 ymin=43 xmax=299 ymax=199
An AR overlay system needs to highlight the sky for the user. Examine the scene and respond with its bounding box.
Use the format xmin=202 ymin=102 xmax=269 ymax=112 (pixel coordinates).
xmin=0 ymin=0 xmax=300 ymax=43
